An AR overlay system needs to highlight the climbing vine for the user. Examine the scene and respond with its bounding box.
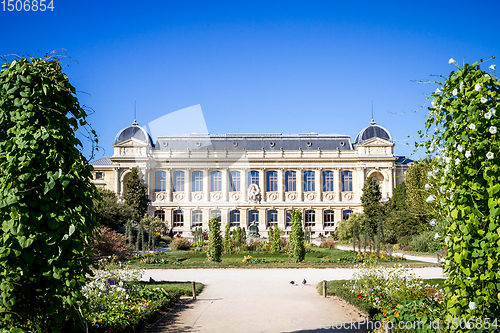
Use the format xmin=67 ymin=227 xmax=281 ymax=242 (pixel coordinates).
xmin=0 ymin=53 xmax=99 ymax=330
xmin=419 ymin=57 xmax=499 ymax=328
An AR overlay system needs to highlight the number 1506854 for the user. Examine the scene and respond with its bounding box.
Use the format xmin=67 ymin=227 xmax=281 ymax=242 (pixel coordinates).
xmin=2 ymin=0 xmax=54 ymax=11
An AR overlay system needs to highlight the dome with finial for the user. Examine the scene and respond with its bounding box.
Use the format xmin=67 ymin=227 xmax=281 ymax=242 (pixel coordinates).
xmin=114 ymin=120 xmax=153 ymax=145
xmin=354 ymin=119 xmax=392 ymax=144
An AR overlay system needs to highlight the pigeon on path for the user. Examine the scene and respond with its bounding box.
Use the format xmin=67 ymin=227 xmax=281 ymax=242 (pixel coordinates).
xmin=302 ymin=279 xmax=307 ymax=285
xmin=290 ymin=280 xmax=295 ymax=285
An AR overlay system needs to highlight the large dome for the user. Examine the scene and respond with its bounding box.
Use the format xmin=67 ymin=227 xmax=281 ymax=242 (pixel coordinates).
xmin=115 ymin=120 xmax=153 ymax=145
xmin=354 ymin=119 xmax=392 ymax=144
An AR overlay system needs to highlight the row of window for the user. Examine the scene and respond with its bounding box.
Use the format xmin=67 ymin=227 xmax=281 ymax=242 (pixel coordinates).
xmin=155 ymin=170 xmax=353 ymax=193
xmin=154 ymin=209 xmax=353 ymax=228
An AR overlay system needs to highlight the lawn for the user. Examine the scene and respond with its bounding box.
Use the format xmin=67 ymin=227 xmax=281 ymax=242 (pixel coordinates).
xmin=128 ymin=246 xmax=437 ymax=269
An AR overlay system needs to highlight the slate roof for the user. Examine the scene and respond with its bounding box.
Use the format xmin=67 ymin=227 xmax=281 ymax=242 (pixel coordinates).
xmin=154 ymin=133 xmax=354 ymax=151
xmin=354 ymin=120 xmax=392 ymax=144
xmin=90 ymin=157 xmax=112 ymax=166
xmin=114 ymin=120 xmax=154 ymax=145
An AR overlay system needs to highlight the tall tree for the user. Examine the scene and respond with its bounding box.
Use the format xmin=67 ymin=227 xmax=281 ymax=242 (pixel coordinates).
xmin=124 ymin=167 xmax=149 ymax=220
xmin=94 ymin=188 xmax=134 ymax=229
xmin=288 ymin=209 xmax=305 ymax=262
xmin=361 ymin=176 xmax=382 ymax=235
xmin=207 ymin=215 xmax=223 ymax=262
xmin=0 ymin=54 xmax=99 ymax=330
xmin=404 ymin=158 xmax=438 ymax=223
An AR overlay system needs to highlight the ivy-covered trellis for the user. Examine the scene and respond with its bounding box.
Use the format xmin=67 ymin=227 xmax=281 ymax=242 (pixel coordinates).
xmin=420 ymin=57 xmax=499 ymax=328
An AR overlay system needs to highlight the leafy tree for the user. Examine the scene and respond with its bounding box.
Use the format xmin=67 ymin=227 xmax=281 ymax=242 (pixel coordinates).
xmin=361 ymin=176 xmax=382 ymax=236
xmin=271 ymin=225 xmax=281 ymax=254
xmin=223 ymin=224 xmax=231 ymax=254
xmin=234 ymin=226 xmax=242 ymax=247
xmin=419 ymin=58 xmax=500 ymax=323
xmin=383 ymin=210 xmax=420 ymax=243
xmin=334 ymin=213 xmax=365 ymax=241
xmin=0 ymin=54 xmax=99 ymax=330
xmin=207 ymin=215 xmax=222 ymax=262
xmin=94 ymin=188 xmax=134 ymax=230
xmin=404 ymin=158 xmax=438 ymax=223
xmin=391 ymin=182 xmax=408 ymax=211
xmin=124 ymin=167 xmax=149 ymax=220
xmin=288 ymin=209 xmax=305 ymax=262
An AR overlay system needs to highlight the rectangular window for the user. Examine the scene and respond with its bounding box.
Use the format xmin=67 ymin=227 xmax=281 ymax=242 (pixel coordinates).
xmin=342 ymin=210 xmax=353 ymax=220
xmin=324 ymin=210 xmax=335 ymax=227
xmin=192 ymin=171 xmax=203 ymax=192
xmin=267 ymin=210 xmax=278 ymax=227
xmin=154 ymin=210 xmax=165 ymax=221
xmin=248 ymin=210 xmax=259 ymax=225
xmin=95 ymin=172 xmax=103 ymax=179
xmin=229 ymin=171 xmax=240 ymax=192
xmin=230 ymin=210 xmax=240 ymax=226
xmin=323 ymin=170 xmax=334 ymax=192
xmin=305 ymin=210 xmax=315 ymax=227
xmin=211 ymin=171 xmax=222 ymax=192
xmin=303 ymin=170 xmax=315 ymax=192
xmin=285 ymin=171 xmax=296 ymax=192
xmin=155 ymin=171 xmax=166 ymax=192
xmin=285 ymin=210 xmax=291 ymax=228
xmin=192 ymin=210 xmax=202 ymax=227
xmin=341 ymin=170 xmax=353 ymax=192
xmin=248 ymin=171 xmax=259 ymax=186
xmin=173 ymin=210 xmax=184 ymax=227
xmin=173 ymin=171 xmax=184 ymax=192
xmin=266 ymin=171 xmax=278 ymax=192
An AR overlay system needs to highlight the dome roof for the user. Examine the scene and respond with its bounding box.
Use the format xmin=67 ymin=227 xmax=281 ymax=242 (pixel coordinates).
xmin=354 ymin=119 xmax=392 ymax=144
xmin=115 ymin=120 xmax=153 ymax=145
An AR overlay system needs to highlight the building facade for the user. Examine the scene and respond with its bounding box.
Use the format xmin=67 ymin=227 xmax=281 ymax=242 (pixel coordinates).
xmin=91 ymin=119 xmax=411 ymax=237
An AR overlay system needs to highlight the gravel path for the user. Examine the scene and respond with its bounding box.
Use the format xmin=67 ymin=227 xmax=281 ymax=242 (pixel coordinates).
xmin=143 ymin=266 xmax=444 ymax=332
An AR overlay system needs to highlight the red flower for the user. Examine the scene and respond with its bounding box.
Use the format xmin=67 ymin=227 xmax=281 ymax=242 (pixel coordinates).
xmin=357 ymin=293 xmax=362 ymax=299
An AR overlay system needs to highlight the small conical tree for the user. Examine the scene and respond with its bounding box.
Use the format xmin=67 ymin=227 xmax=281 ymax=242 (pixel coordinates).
xmin=124 ymin=167 xmax=150 ymax=221
xmin=272 ymin=225 xmax=281 ymax=254
xmin=207 ymin=215 xmax=223 ymax=262
xmin=241 ymin=227 xmax=246 ymax=243
xmin=224 ymin=224 xmax=231 ymax=254
xmin=136 ymin=219 xmax=145 ymax=253
xmin=289 ymin=209 xmax=305 ymax=262
xmin=235 ymin=226 xmax=242 ymax=248
xmin=125 ymin=219 xmax=133 ymax=246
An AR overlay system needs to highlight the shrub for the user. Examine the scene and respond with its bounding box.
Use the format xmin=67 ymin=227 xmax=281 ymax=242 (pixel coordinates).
xmin=171 ymin=237 xmax=191 ymax=251
xmin=92 ymin=226 xmax=133 ymax=259
xmin=288 ymin=209 xmax=305 ymax=262
xmin=319 ymin=238 xmax=337 ymax=249
xmin=207 ymin=215 xmax=222 ymax=262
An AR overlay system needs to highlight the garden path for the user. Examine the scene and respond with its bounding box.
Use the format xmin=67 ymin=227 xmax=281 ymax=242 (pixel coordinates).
xmin=143 ymin=267 xmax=444 ymax=332
xmin=335 ymin=245 xmax=441 ymax=264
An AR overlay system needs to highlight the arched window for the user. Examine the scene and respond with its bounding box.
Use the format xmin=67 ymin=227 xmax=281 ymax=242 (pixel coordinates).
xmin=266 ymin=170 xmax=278 ymax=192
xmin=230 ymin=210 xmax=240 ymax=227
xmin=248 ymin=210 xmax=259 ymax=225
xmin=342 ymin=209 xmax=353 ymax=220
xmin=173 ymin=210 xmax=184 ymax=227
xmin=211 ymin=171 xmax=222 ymax=192
xmin=229 ymin=171 xmax=240 ymax=192
xmin=285 ymin=171 xmax=296 ymax=192
xmin=285 ymin=210 xmax=292 ymax=228
xmin=323 ymin=170 xmax=334 ymax=192
xmin=267 ymin=210 xmax=278 ymax=227
xmin=173 ymin=171 xmax=185 ymax=192
xmin=155 ymin=171 xmax=166 ymax=192
xmin=341 ymin=170 xmax=353 ymax=192
xmin=305 ymin=210 xmax=315 ymax=227
xmin=248 ymin=171 xmax=259 ymax=186
xmin=324 ymin=210 xmax=334 ymax=227
xmin=210 ymin=210 xmax=221 ymax=222
xmin=192 ymin=210 xmax=202 ymax=227
xmin=192 ymin=171 xmax=203 ymax=192
xmin=154 ymin=210 xmax=165 ymax=221
xmin=303 ymin=170 xmax=315 ymax=192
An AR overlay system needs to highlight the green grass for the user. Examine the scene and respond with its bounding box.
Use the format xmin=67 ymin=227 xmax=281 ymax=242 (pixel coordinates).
xmin=128 ymin=247 xmax=437 ymax=269
xmin=139 ymin=281 xmax=204 ymax=295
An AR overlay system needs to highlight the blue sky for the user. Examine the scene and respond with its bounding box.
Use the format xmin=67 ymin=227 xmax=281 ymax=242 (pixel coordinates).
xmin=1 ymin=0 xmax=499 ymax=161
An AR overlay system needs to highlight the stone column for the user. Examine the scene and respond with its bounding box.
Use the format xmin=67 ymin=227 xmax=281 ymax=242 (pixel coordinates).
xmin=185 ymin=168 xmax=191 ymax=202
xmin=184 ymin=207 xmax=192 ymax=232
xmin=114 ymin=168 xmax=120 ymax=195
xmin=315 ymin=168 xmax=322 ymax=202
xmin=334 ymin=168 xmax=340 ymax=201
xmin=165 ymin=168 xmax=172 ymax=202
xmin=335 ymin=208 xmax=342 ymax=225
xmin=204 ymin=168 xmax=210 ymax=203
xmin=164 ymin=208 xmax=173 ymax=233
xmin=222 ymin=168 xmax=229 ymax=202
xmin=202 ymin=208 xmax=211 ymax=229
xmin=259 ymin=169 xmax=266 ymax=202
xmin=278 ymin=168 xmax=285 ymax=202
xmin=259 ymin=208 xmax=267 ymax=231
xmin=297 ymin=168 xmax=303 ymax=202
xmin=221 ymin=208 xmax=229 ymax=229
xmin=241 ymin=208 xmax=248 ymax=230
xmin=277 ymin=207 xmax=286 ymax=230
xmin=316 ymin=208 xmax=323 ymax=231
xmin=357 ymin=167 xmax=365 ymax=200
xmin=242 ymin=169 xmax=248 ymax=202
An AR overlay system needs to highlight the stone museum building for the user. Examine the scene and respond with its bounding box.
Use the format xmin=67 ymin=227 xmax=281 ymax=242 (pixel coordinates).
xmin=90 ymin=119 xmax=411 ymax=237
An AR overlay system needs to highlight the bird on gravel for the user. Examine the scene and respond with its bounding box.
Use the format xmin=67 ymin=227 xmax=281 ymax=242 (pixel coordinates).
xmin=290 ymin=280 xmax=295 ymax=285
xmin=302 ymin=279 xmax=307 ymax=285
xmin=149 ymin=277 xmax=155 ymax=283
